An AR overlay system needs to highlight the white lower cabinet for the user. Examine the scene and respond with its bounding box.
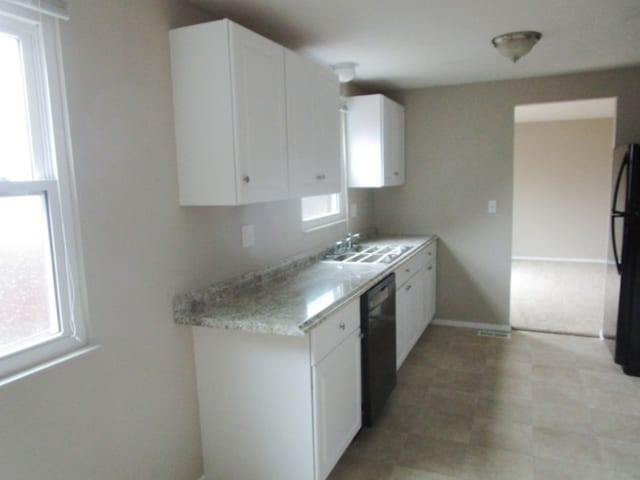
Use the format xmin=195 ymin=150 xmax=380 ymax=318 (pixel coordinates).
xmin=407 ymin=272 xmax=426 ymax=353
xmin=312 ymin=329 xmax=361 ymax=480
xmin=396 ymin=269 xmax=425 ymax=369
xmin=395 ymin=240 xmax=438 ymax=369
xmin=192 ymin=299 xmax=361 ymax=480
xmin=424 ymin=241 xmax=437 ymax=326
xmin=424 ymin=263 xmax=436 ymax=326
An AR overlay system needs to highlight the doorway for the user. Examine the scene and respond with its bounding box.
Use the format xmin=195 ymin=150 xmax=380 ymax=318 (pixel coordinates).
xmin=510 ymin=98 xmax=617 ymax=336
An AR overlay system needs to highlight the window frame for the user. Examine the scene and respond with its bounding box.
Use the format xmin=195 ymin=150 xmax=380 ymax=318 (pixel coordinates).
xmin=0 ymin=4 xmax=92 ymax=385
xmin=301 ymin=192 xmax=345 ymax=231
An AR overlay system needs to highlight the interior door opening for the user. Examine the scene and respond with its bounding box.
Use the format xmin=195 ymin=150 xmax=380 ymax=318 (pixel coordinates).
xmin=509 ymin=97 xmax=617 ymax=336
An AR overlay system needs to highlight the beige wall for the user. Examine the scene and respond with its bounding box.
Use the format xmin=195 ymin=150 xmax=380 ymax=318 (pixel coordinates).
xmin=512 ymin=118 xmax=614 ymax=260
xmin=375 ymin=67 xmax=640 ymax=326
xmin=0 ymin=1 xmax=373 ymax=479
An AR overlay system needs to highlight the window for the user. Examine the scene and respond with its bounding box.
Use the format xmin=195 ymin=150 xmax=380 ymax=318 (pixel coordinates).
xmin=0 ymin=1 xmax=91 ymax=384
xmin=301 ymin=193 xmax=344 ymax=230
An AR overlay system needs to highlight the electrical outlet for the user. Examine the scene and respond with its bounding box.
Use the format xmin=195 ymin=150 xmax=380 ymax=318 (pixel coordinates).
xmin=350 ymin=203 xmax=358 ymax=218
xmin=488 ymin=200 xmax=497 ymax=214
xmin=241 ymin=224 xmax=255 ymax=247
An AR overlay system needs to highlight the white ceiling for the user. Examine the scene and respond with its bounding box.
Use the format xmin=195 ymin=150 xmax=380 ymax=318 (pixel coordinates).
xmin=189 ymin=0 xmax=640 ymax=90
xmin=514 ymin=98 xmax=617 ymax=123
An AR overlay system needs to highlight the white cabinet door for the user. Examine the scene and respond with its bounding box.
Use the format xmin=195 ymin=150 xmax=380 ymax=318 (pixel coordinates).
xmin=396 ymin=281 xmax=411 ymax=370
xmin=389 ymin=101 xmax=405 ymax=186
xmin=171 ymin=20 xmax=290 ymax=205
xmin=312 ymin=329 xmax=362 ymax=480
xmin=313 ymin=67 xmax=342 ymax=194
xmin=230 ymin=23 xmax=289 ymax=204
xmin=407 ymin=271 xmax=426 ymax=350
xmin=423 ymin=241 xmax=437 ymax=327
xmin=286 ymin=51 xmax=341 ymax=198
xmin=347 ymin=95 xmax=383 ymax=187
xmin=396 ymin=272 xmax=426 ymax=369
xmin=347 ymin=94 xmax=405 ymax=188
xmin=425 ymin=263 xmax=436 ymax=326
xmin=383 ymin=97 xmax=405 ymax=186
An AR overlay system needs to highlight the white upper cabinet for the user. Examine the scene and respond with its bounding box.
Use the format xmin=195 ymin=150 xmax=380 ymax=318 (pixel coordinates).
xmin=346 ymin=94 xmax=405 ymax=188
xmin=170 ymin=19 xmax=343 ymax=206
xmin=385 ymin=97 xmax=405 ymax=186
xmin=170 ymin=19 xmax=288 ymax=205
xmin=285 ymin=50 xmax=342 ymax=198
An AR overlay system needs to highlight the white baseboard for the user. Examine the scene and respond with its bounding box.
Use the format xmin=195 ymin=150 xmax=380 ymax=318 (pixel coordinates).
xmin=196 ymin=476 xmax=205 ymax=480
xmin=512 ymin=256 xmax=606 ymax=264
xmin=432 ymin=318 xmax=511 ymax=332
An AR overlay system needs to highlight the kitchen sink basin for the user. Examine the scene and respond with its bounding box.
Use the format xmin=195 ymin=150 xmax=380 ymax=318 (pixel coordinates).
xmin=323 ymin=245 xmax=413 ymax=265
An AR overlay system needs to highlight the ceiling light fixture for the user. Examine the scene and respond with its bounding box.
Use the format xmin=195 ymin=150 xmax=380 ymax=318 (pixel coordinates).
xmin=491 ymin=31 xmax=542 ymax=63
xmin=332 ymin=62 xmax=357 ymax=83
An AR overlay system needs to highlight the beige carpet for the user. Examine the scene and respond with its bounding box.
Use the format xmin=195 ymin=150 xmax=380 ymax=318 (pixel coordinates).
xmin=510 ymin=260 xmax=606 ymax=337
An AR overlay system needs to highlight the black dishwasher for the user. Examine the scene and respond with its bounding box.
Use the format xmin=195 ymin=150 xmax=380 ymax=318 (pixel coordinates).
xmin=360 ymin=273 xmax=396 ymax=427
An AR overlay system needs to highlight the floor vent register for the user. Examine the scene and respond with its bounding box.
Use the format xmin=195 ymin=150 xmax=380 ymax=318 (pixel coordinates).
xmin=477 ymin=330 xmax=511 ymax=339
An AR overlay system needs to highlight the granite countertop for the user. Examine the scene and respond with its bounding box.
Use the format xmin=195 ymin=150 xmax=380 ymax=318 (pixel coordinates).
xmin=174 ymin=235 xmax=436 ymax=336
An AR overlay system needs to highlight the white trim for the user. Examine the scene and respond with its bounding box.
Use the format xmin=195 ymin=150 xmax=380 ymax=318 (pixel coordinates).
xmin=1 ymin=0 xmax=68 ymax=21
xmin=432 ymin=318 xmax=512 ymax=332
xmin=0 ymin=8 xmax=91 ymax=384
xmin=0 ymin=344 xmax=98 ymax=387
xmin=301 ymin=194 xmax=346 ymax=231
xmin=512 ymin=256 xmax=607 ymax=264
xmin=195 ymin=476 xmax=205 ymax=480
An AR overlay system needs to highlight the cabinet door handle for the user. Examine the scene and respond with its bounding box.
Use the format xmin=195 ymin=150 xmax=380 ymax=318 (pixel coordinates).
xmin=316 ymin=174 xmax=326 ymax=180
xmin=339 ymin=323 xmax=346 ymax=330
xmin=428 ymin=252 xmax=432 ymax=256
xmin=405 ymin=284 xmax=412 ymax=291
xmin=405 ymin=268 xmax=411 ymax=273
xmin=427 ymin=266 xmax=433 ymax=271
xmin=243 ymin=175 xmax=250 ymax=184
xmin=394 ymin=171 xmax=400 ymax=175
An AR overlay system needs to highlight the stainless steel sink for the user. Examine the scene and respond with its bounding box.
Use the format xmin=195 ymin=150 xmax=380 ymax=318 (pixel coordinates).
xmin=323 ymin=245 xmax=413 ymax=265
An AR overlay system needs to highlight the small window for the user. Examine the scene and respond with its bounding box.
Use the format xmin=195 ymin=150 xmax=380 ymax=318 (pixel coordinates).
xmin=0 ymin=3 xmax=91 ymax=384
xmin=301 ymin=193 xmax=345 ymax=230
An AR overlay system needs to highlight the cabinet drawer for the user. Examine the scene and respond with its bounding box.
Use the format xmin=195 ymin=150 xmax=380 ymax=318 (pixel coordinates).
xmin=310 ymin=300 xmax=360 ymax=366
xmin=394 ymin=248 xmax=428 ymax=288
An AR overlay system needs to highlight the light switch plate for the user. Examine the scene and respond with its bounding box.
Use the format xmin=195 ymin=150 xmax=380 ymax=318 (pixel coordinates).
xmin=241 ymin=224 xmax=255 ymax=247
xmin=488 ymin=200 xmax=497 ymax=214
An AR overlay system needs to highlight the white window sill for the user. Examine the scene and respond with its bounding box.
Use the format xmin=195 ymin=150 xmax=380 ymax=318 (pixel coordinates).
xmin=0 ymin=344 xmax=100 ymax=388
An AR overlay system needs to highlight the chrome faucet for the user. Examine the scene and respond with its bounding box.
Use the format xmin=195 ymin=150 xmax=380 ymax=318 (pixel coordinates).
xmin=345 ymin=232 xmax=361 ymax=251
xmin=325 ymin=232 xmax=362 ymax=258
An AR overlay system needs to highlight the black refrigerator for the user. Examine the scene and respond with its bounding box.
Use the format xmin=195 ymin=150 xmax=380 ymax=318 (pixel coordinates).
xmin=603 ymin=144 xmax=640 ymax=376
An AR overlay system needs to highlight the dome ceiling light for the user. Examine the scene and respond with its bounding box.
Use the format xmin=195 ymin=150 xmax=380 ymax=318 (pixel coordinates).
xmin=491 ymin=31 xmax=542 ymax=63
xmin=332 ymin=62 xmax=357 ymax=83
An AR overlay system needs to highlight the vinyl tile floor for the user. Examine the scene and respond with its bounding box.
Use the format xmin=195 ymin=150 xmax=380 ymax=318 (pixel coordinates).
xmin=328 ymin=325 xmax=640 ymax=480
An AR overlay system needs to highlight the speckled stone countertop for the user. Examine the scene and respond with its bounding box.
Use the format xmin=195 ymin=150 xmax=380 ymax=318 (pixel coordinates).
xmin=174 ymin=235 xmax=436 ymax=336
